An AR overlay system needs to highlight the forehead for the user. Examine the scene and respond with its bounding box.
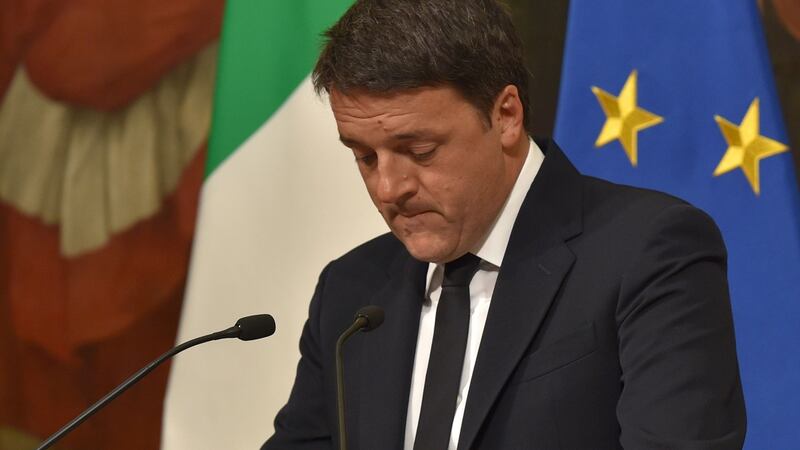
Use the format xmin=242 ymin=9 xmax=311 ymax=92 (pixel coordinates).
xmin=329 ymin=86 xmax=484 ymax=142
xmin=330 ymin=86 xmax=473 ymax=121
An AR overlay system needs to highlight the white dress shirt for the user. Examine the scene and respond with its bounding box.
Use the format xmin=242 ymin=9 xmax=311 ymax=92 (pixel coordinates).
xmin=403 ymin=139 xmax=545 ymax=450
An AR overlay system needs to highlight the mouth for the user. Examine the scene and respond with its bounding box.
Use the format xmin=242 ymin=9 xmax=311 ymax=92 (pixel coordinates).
xmin=398 ymin=210 xmax=428 ymax=218
xmin=392 ymin=210 xmax=437 ymax=232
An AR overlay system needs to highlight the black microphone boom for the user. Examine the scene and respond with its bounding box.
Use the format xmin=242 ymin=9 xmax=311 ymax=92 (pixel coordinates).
xmin=336 ymin=305 xmax=385 ymax=450
xmin=36 ymin=314 xmax=276 ymax=450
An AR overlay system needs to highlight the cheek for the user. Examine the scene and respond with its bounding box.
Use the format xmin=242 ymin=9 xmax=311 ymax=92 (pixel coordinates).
xmin=457 ymin=159 xmax=506 ymax=219
xmin=421 ymin=175 xmax=470 ymax=220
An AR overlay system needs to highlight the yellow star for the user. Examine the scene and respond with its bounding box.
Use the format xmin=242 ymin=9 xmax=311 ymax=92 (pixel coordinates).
xmin=592 ymin=70 xmax=664 ymax=166
xmin=713 ymin=98 xmax=788 ymax=195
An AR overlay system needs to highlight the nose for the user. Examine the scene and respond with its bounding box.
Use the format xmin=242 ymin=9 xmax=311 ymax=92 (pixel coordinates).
xmin=374 ymin=153 xmax=416 ymax=205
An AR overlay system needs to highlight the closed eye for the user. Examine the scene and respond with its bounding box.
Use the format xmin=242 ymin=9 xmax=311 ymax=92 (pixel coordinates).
xmin=409 ymin=147 xmax=437 ymax=162
xmin=354 ymin=152 xmax=377 ymax=166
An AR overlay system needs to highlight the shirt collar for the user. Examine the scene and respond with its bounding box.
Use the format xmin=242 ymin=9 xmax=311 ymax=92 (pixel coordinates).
xmin=424 ymin=138 xmax=545 ymax=291
xmin=470 ymin=137 xmax=544 ymax=268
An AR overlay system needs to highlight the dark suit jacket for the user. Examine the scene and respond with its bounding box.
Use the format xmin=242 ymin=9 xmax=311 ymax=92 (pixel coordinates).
xmin=263 ymin=139 xmax=746 ymax=450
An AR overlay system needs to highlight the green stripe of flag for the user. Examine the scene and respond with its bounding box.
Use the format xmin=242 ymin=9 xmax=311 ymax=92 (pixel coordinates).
xmin=206 ymin=0 xmax=352 ymax=176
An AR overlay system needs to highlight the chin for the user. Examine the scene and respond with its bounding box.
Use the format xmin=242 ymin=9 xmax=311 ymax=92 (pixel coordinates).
xmin=398 ymin=234 xmax=456 ymax=264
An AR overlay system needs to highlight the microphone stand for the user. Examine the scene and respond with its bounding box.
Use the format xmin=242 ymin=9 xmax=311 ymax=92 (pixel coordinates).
xmin=336 ymin=318 xmax=368 ymax=450
xmin=335 ymin=306 xmax=384 ymax=450
xmin=36 ymin=314 xmax=275 ymax=450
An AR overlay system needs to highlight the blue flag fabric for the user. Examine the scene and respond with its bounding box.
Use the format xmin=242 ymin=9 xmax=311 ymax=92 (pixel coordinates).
xmin=554 ymin=1 xmax=800 ymax=448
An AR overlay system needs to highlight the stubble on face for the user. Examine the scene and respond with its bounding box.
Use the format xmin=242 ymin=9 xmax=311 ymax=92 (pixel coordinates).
xmin=330 ymin=86 xmax=522 ymax=263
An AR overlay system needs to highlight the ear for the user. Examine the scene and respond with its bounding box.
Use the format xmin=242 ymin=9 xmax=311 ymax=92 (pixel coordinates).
xmin=493 ymin=85 xmax=525 ymax=149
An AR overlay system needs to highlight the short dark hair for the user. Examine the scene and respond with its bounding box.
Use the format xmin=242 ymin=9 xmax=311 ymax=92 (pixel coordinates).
xmin=313 ymin=0 xmax=532 ymax=132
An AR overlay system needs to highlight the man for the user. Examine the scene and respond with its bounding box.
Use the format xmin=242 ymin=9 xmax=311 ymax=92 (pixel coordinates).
xmin=263 ymin=0 xmax=746 ymax=449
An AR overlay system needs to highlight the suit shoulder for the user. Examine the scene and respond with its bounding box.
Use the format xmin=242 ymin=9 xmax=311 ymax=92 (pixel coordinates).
xmin=328 ymin=232 xmax=407 ymax=275
xmin=581 ymin=175 xmax=719 ymax=221
xmin=578 ymin=175 xmax=722 ymax=244
xmin=581 ymin=175 xmax=687 ymax=212
xmin=313 ymin=233 xmax=408 ymax=323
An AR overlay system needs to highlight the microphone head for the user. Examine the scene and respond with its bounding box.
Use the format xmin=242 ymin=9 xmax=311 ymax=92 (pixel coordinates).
xmin=355 ymin=305 xmax=385 ymax=332
xmin=234 ymin=314 xmax=276 ymax=341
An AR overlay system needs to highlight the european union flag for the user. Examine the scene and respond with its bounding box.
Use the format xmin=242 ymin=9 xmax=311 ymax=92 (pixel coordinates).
xmin=554 ymin=1 xmax=800 ymax=448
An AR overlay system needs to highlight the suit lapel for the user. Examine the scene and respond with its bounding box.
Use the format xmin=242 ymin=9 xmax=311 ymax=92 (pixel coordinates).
xmin=458 ymin=140 xmax=583 ymax=450
xmin=357 ymin=253 xmax=427 ymax=450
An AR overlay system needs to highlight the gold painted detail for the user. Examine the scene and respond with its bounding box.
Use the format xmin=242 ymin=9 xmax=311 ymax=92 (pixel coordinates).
xmin=0 ymin=425 xmax=42 ymax=450
xmin=0 ymin=44 xmax=217 ymax=257
xmin=592 ymin=70 xmax=664 ymax=166
xmin=713 ymin=98 xmax=789 ymax=195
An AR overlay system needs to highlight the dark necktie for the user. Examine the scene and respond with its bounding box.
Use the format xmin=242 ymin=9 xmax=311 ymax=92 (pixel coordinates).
xmin=413 ymin=253 xmax=482 ymax=450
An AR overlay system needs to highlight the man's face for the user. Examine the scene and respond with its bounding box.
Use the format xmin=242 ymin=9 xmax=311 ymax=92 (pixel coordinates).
xmin=330 ymin=85 xmax=523 ymax=264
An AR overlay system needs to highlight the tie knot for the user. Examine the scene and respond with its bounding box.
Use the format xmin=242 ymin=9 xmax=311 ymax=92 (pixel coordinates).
xmin=442 ymin=253 xmax=482 ymax=287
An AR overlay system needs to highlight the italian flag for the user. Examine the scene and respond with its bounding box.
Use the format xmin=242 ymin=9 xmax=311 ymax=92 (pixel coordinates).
xmin=161 ymin=2 xmax=386 ymax=448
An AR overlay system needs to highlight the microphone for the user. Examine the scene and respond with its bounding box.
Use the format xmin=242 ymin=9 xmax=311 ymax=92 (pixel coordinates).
xmin=36 ymin=314 xmax=276 ymax=450
xmin=336 ymin=306 xmax=385 ymax=450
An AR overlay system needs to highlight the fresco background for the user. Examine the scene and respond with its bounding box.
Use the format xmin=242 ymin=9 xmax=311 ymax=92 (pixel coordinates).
xmin=0 ymin=1 xmax=796 ymax=448
xmin=0 ymin=1 xmax=222 ymax=448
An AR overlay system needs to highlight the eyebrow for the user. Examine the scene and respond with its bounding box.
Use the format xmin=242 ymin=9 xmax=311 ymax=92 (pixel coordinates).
xmin=392 ymin=130 xmax=438 ymax=141
xmin=338 ymin=136 xmax=361 ymax=148
xmin=339 ymin=130 xmax=439 ymax=148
